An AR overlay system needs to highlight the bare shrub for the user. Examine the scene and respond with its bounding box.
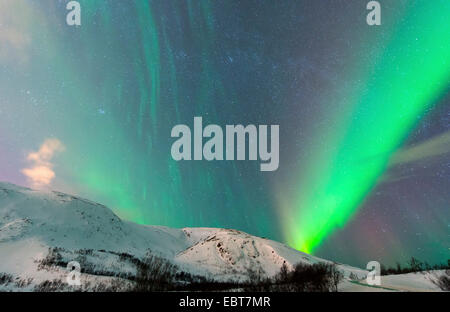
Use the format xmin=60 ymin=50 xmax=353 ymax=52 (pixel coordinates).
xmin=15 ymin=277 xmax=33 ymax=288
xmin=38 ymin=247 xmax=65 ymax=270
xmin=0 ymin=273 xmax=14 ymax=285
xmin=349 ymin=272 xmax=358 ymax=280
xmin=270 ymin=262 xmax=340 ymax=292
xmin=329 ymin=264 xmax=343 ymax=292
xmin=433 ymin=271 xmax=450 ymax=291
xmin=34 ymin=279 xmax=67 ymax=292
xmin=133 ymin=252 xmax=177 ymax=291
xmin=243 ymin=267 xmax=272 ymax=291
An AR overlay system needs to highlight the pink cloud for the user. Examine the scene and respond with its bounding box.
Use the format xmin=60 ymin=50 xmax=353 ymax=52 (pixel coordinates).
xmin=22 ymin=139 xmax=65 ymax=188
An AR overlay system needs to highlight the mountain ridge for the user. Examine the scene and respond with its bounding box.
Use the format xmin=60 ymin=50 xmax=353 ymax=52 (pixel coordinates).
xmin=10 ymin=181 xmax=445 ymax=292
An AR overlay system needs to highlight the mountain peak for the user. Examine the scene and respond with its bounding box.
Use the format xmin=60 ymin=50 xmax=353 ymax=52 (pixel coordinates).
xmin=0 ymin=182 xmax=367 ymax=291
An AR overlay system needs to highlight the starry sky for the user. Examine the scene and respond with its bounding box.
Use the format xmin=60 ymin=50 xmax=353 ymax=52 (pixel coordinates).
xmin=0 ymin=0 xmax=449 ymax=268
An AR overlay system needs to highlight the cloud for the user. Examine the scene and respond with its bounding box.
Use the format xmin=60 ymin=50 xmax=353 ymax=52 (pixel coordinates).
xmin=22 ymin=139 xmax=65 ymax=188
xmin=389 ymin=130 xmax=450 ymax=166
xmin=380 ymin=130 xmax=450 ymax=184
xmin=0 ymin=0 xmax=33 ymax=64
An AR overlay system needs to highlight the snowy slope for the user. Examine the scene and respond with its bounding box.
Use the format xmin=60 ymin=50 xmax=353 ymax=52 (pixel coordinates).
xmin=0 ymin=182 xmax=188 ymax=257
xmin=340 ymin=270 xmax=447 ymax=292
xmin=2 ymin=182 xmax=443 ymax=292
xmin=176 ymin=228 xmax=366 ymax=281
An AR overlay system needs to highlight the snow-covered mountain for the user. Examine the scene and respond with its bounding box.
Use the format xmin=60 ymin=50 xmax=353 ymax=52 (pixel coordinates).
xmin=0 ymin=182 xmax=445 ymax=292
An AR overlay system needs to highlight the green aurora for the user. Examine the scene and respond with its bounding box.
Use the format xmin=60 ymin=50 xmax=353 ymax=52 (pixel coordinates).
xmin=284 ymin=1 xmax=450 ymax=252
xmin=0 ymin=0 xmax=448 ymax=267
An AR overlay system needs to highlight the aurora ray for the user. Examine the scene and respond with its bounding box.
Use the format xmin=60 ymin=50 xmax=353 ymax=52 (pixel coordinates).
xmin=284 ymin=1 xmax=450 ymax=253
xmin=0 ymin=0 xmax=449 ymax=268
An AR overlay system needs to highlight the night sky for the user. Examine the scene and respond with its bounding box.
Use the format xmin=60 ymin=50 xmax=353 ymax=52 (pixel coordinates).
xmin=0 ymin=0 xmax=449 ymax=268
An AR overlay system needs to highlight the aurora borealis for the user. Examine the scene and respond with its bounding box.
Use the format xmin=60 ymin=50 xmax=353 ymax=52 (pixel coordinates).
xmin=0 ymin=0 xmax=449 ymax=268
xmin=283 ymin=1 xmax=450 ymax=253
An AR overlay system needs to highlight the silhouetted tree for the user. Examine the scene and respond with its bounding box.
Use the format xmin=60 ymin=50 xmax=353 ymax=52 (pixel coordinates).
xmin=329 ymin=264 xmax=343 ymax=292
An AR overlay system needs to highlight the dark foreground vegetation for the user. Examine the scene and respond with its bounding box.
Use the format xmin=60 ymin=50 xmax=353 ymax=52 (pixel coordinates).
xmin=380 ymin=257 xmax=450 ymax=275
xmin=380 ymin=257 xmax=450 ymax=291
xmin=28 ymin=247 xmax=345 ymax=292
xmin=1 ymin=248 xmax=447 ymax=292
xmin=134 ymin=259 xmax=343 ymax=292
